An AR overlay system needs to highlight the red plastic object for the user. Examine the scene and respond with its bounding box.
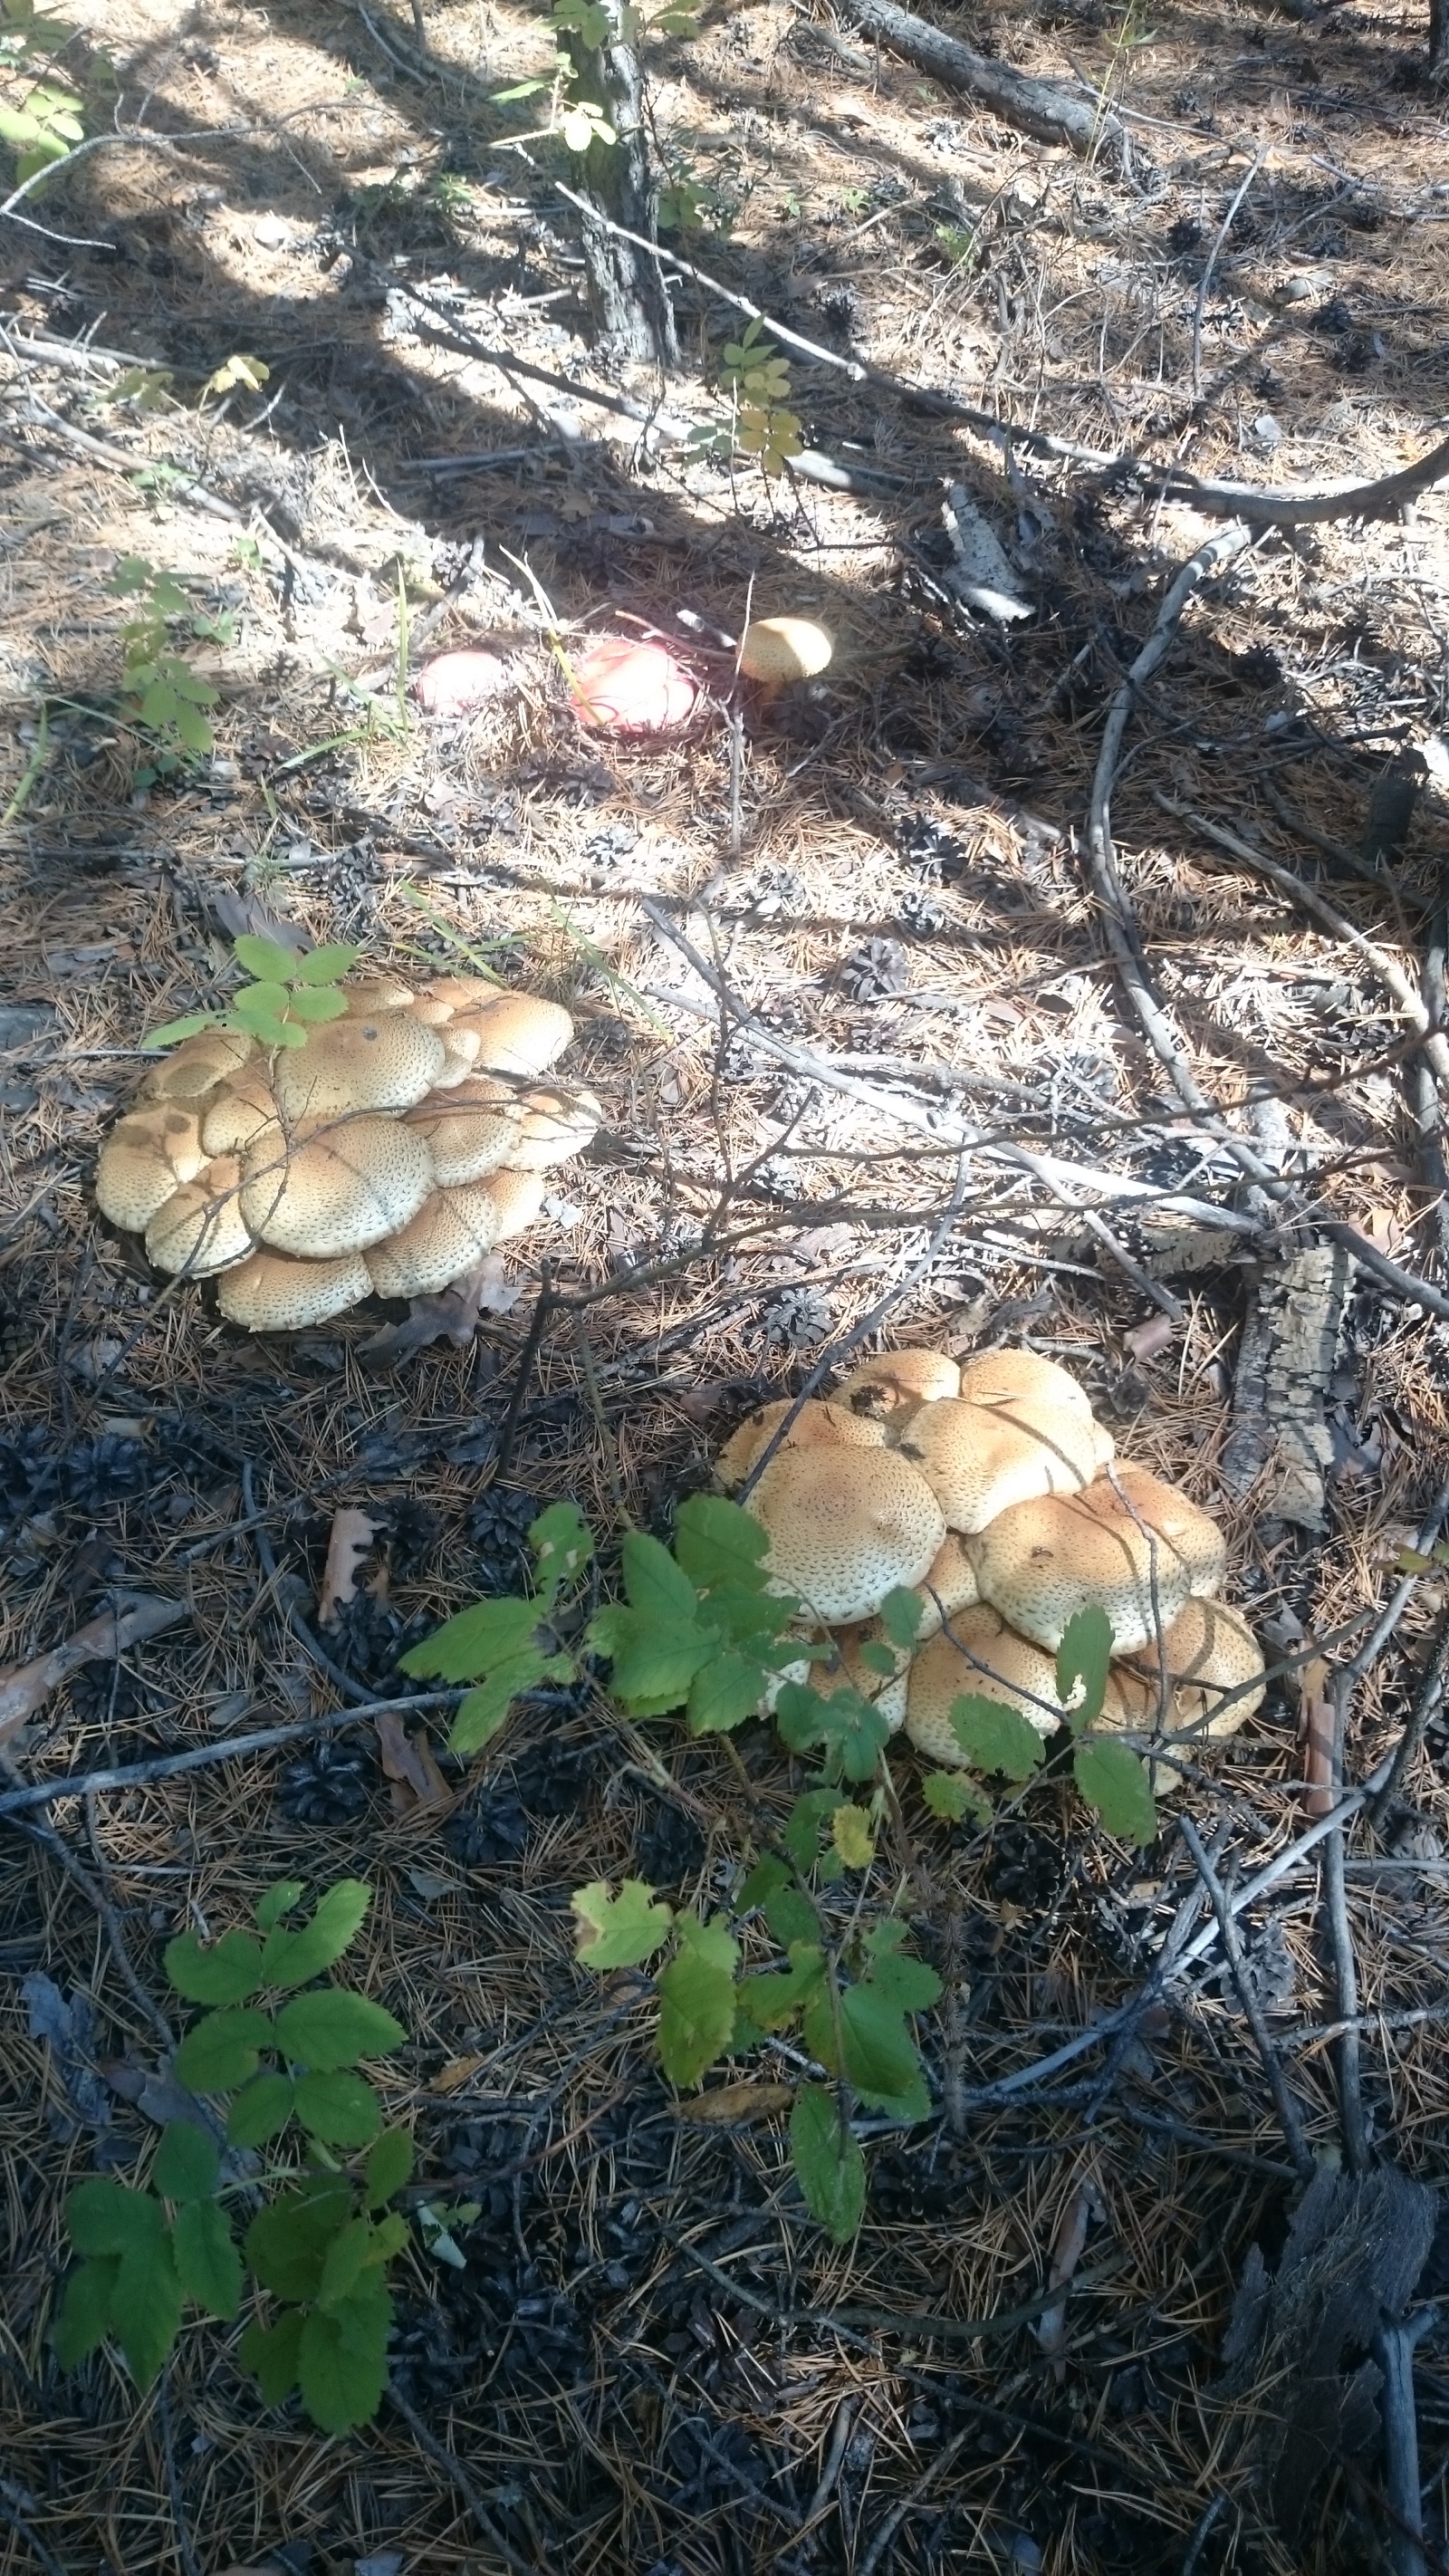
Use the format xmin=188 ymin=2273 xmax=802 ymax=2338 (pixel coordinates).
xmin=414 ymin=650 xmax=512 ymax=715
xmin=568 ymin=636 xmax=697 ymax=734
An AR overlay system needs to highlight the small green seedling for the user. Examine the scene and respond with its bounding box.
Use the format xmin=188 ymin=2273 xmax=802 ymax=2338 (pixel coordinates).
xmin=148 ymin=934 xmax=360 ymax=1053
xmin=110 ymin=556 xmax=235 ymax=785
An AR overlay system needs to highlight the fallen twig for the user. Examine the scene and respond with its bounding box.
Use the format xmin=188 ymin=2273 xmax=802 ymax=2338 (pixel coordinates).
xmin=0 ymin=1594 xmax=187 ymax=1748
xmin=0 ymin=1690 xmax=467 ymax=1818
xmin=1180 ymin=1817 xmax=1316 ymax=2182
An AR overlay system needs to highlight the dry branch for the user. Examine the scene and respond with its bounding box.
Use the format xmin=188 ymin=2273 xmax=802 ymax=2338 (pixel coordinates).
xmin=829 ymin=0 xmax=1126 ymax=164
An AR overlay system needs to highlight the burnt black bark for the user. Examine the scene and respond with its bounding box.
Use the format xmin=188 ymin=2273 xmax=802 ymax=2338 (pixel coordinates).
xmin=562 ymin=13 xmax=678 ymax=370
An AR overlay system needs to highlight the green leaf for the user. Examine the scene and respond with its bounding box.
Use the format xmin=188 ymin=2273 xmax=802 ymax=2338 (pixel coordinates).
xmin=173 ymin=2006 xmax=273 ymax=2092
xmin=151 ymin=2124 xmax=220 ymax=2203
xmin=293 ymin=943 xmax=360 ymax=984
xmin=259 ymin=1879 xmax=370 ymax=1988
xmin=232 ymin=980 xmax=293 ymax=1033
xmin=777 ymin=1682 xmax=890 ymax=1783
xmin=571 ymin=1879 xmax=673 ymax=1969
xmin=763 ymin=1887 xmax=820 ymax=1947
xmin=657 ymin=1914 xmax=739 ymax=2089
xmin=673 ymin=1493 xmax=774 ymax=1594
xmin=782 ymin=1789 xmax=845 ymax=1870
xmin=297 ymin=2283 xmax=390 ymax=2433
xmin=804 ymin=1983 xmax=929 ymax=2121
xmin=739 ymin=1941 xmax=825 ymax=2033
xmin=1058 ymin=1604 xmax=1114 ymax=1732
xmin=830 ymin=1804 xmax=876 ymax=1870
xmin=878 ymin=1587 xmax=925 ymax=1652
xmin=163 ymin=1927 xmax=264 ymax=2004
xmin=686 ymin=1648 xmax=772 ymax=1735
xmin=855 ymin=1639 xmax=899 ymax=1679
xmin=530 ymin=1501 xmax=593 ymax=1607
xmin=1074 ymin=1737 xmax=1157 ymax=1845
xmin=172 ymin=2199 xmax=242 ymax=2320
xmin=446 ymin=1651 xmax=557 ymax=1752
xmin=620 ymin=1529 xmax=701 ymax=1625
xmin=364 ymin=2128 xmax=414 ymax=2211
xmin=588 ymin=1602 xmax=715 ymax=1716
xmin=284 ymin=983 xmax=348 ymax=1024
xmin=947 ymin=1695 xmax=1045 ymax=1782
xmin=110 ymin=2235 xmax=184 ymax=2387
xmin=316 ymin=2215 xmax=378 ymax=2312
xmin=139 ymin=679 xmax=178 ymax=728
xmin=255 ymin=1880 xmax=305 ymax=1932
xmin=245 ymin=2177 xmax=352 ymax=2299
xmin=234 ymin=934 xmax=301 ymax=982
xmin=293 ymin=2071 xmax=382 ymax=2148
xmin=922 ymin=1770 xmax=991 ymax=1824
xmin=736 ymin=1856 xmax=790 ymax=1913
xmin=145 ymin=1012 xmax=215 ymax=1046
xmin=172 ymin=701 xmax=213 ymax=755
xmin=275 ymin=1990 xmax=405 ymax=2071
xmin=67 ymin=2178 xmax=167 ymax=2258
xmin=53 ymin=2257 xmax=120 ymax=2366
xmin=239 ymin=2309 xmax=303 ymax=2407
xmin=400 ymin=1595 xmax=539 ymax=1682
xmin=226 ymin=2072 xmax=295 ymax=2147
xmin=790 ymin=2087 xmax=865 ymax=2243
xmin=861 ymin=1918 xmax=942 ymax=2014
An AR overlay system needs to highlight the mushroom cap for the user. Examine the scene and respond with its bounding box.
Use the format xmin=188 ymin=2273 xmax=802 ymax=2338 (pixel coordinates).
xmin=1106 ymin=1466 xmax=1227 ymax=1599
xmin=1126 ymin=1596 xmax=1264 ymax=1735
xmin=507 ymin=1086 xmax=601 ymax=1172
xmin=912 ymin=1531 xmax=982 ymax=1633
xmin=449 ymin=993 xmax=574 ymax=1079
xmin=340 ymin=976 xmax=417 ymax=1014
xmin=240 ymin=1117 xmax=434 ymax=1258
xmin=216 ymin=1249 xmax=373 ymax=1331
xmin=417 ymin=975 xmax=506 ymax=1015
xmin=956 ymin=1349 xmax=1093 ymax=1422
xmin=715 ymin=1397 xmax=888 ymax=1493
xmin=967 ymin=1481 xmax=1196 ymax=1657
xmin=895 ymin=1395 xmax=1101 ymax=1534
xmin=273 ymin=1014 xmax=446 ymax=1121
xmin=427 ymin=1024 xmax=486 ymax=1090
xmin=834 ymin=1349 xmax=961 ymax=1418
xmin=96 ymin=1107 xmax=208 ymax=1230
xmin=904 ymin=1609 xmax=1069 ymax=1764
xmin=140 ymin=1027 xmax=257 ymax=1104
xmin=739 ymin=616 xmax=833 ymax=684
xmin=482 ymin=1166 xmax=548 ymax=1242
xmin=146 ymin=1157 xmax=255 ymax=1276
xmin=830 ymin=1626 xmax=909 ymax=1734
xmin=569 ymin=635 xmax=697 ymax=735
xmin=199 ymin=1068 xmax=281 ymax=1156
xmin=743 ymin=1446 xmax=945 ymax=1626
xmin=406 ymin=1082 xmax=522 ymax=1187
xmin=362 ymin=1184 xmax=503 ymax=1299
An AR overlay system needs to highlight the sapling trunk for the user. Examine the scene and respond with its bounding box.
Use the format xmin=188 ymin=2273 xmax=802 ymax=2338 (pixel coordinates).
xmin=561 ymin=6 xmax=679 ymax=369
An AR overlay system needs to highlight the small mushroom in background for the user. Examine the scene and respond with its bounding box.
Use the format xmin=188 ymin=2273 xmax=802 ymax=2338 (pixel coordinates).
xmin=568 ymin=635 xmax=698 ymax=735
xmin=738 ymin=616 xmax=834 ymax=692
xmin=93 ymin=970 xmax=598 ymax=1331
xmin=413 ymin=649 xmax=513 ymax=716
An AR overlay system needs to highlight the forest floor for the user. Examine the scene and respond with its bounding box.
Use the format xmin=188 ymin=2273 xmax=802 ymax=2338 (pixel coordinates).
xmin=4 ymin=0 xmax=1449 ymax=2568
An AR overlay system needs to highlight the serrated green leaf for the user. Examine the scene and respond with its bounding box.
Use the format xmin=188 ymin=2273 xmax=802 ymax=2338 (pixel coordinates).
xmin=621 ymin=1528 xmax=700 ymax=1623
xmin=164 ymin=1927 xmax=264 ymax=2004
xmin=67 ymin=2178 xmax=167 ymax=2258
xmin=948 ymin=1695 xmax=1045 ymax=1782
xmin=293 ymin=2071 xmax=380 ymax=2147
xmin=316 ymin=2214 xmax=376 ymax=2312
xmin=763 ymin=1886 xmax=820 ymax=1947
xmin=571 ymin=1878 xmax=673 ymax=1969
xmin=686 ymin=1647 xmax=771 ymax=1735
xmin=53 ymin=2256 xmax=120 ymax=2366
xmin=139 ymin=680 xmax=178 ymax=727
xmin=1058 ymin=1604 xmax=1114 ymax=1732
xmin=856 ymin=1639 xmax=898 ymax=1679
xmin=530 ymin=1500 xmax=593 ymax=1607
xmin=739 ymin=1941 xmax=825 ymax=2033
xmin=657 ymin=1914 xmax=739 ymax=2089
xmin=364 ymin=2128 xmax=414 ymax=2211
xmin=1074 ymin=1737 xmax=1157 ymax=1845
xmin=861 ymin=1918 xmax=942 ymax=2014
xmin=110 ymin=2235 xmax=183 ymax=2387
xmin=172 ymin=701 xmax=213 ymax=754
xmin=830 ymin=1804 xmax=876 ymax=1870
xmin=589 ymin=1601 xmax=715 ymax=1716
xmin=293 ymin=943 xmax=360 ymax=983
xmin=226 ymin=2071 xmax=294 ymax=2147
xmin=284 ymin=983 xmax=348 ymax=1023
xmin=151 ymin=2124 xmax=220 ymax=2202
xmin=777 ymin=1682 xmax=890 ymax=1783
xmin=172 ymin=2199 xmax=242 ymax=2320
xmin=399 ymin=1595 xmax=539 ymax=1682
xmin=173 ymin=2006 xmax=273 ymax=2092
xmin=245 ymin=2177 xmax=352 ymax=2299
xmin=266 ymin=1018 xmax=309 ymax=1049
xmin=737 ymin=1856 xmax=791 ymax=1914
xmin=446 ymin=1650 xmax=555 ymax=1753
xmin=673 ymin=1493 xmax=774 ymax=1594
xmin=297 ymin=2285 xmax=390 ymax=2433
xmin=146 ymin=1012 xmax=215 ymax=1046
xmin=275 ymin=1990 xmax=405 ymax=2071
xmin=232 ymin=981 xmax=292 ymax=1031
xmin=234 ymin=934 xmax=301 ymax=982
xmin=790 ymin=2086 xmax=864 ymax=2242
xmin=782 ymin=1789 xmax=844 ymax=1870
xmin=259 ymin=1879 xmax=369 ymax=1988
xmin=239 ymin=2309 xmax=304 ymax=2407
xmin=804 ymin=1982 xmax=930 ymax=2120
xmin=922 ymin=1769 xmax=991 ymax=1824
xmin=255 ymin=1880 xmax=305 ymax=1933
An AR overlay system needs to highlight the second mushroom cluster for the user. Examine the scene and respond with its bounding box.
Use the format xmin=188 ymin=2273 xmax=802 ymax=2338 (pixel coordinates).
xmin=717 ymin=1348 xmax=1265 ymax=1777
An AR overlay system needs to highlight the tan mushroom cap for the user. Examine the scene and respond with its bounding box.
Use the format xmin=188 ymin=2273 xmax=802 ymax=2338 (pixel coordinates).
xmin=744 ymin=1445 xmax=945 ymax=1626
xmin=834 ymin=1349 xmax=961 ymax=1418
xmin=482 ymin=1167 xmax=548 ymax=1242
xmin=419 ymin=974 xmax=506 ymax=1015
xmin=507 ymin=1086 xmax=602 ymax=1172
xmin=406 ymin=1081 xmax=521 ymax=1187
xmin=912 ymin=1531 xmax=982 ymax=1632
xmin=341 ymin=976 xmax=417 ymax=1014
xmin=1126 ymin=1596 xmax=1264 ymax=1736
xmin=1106 ymin=1465 xmax=1227 ymax=1599
xmin=96 ymin=1107 xmax=209 ymax=1230
xmin=363 ymin=1184 xmax=504 ymax=1299
xmin=140 ymin=1027 xmax=257 ymax=1104
xmin=428 ymin=1024 xmax=485 ymax=1090
xmin=199 ymin=1067 xmax=281 ymax=1156
xmin=450 ymin=994 xmax=574 ymax=1079
xmin=904 ymin=1610 xmax=1070 ymax=1765
xmin=896 ymin=1395 xmax=1102 ymax=1534
xmin=240 ymin=1117 xmax=434 ymax=1258
xmin=146 ymin=1157 xmax=255 ymax=1276
xmin=217 ymin=1248 xmax=374 ymax=1331
xmin=956 ymin=1349 xmax=1094 ymax=1422
xmin=968 ymin=1481 xmax=1196 ymax=1657
xmin=739 ymin=616 xmax=833 ymax=684
xmin=273 ymin=1013 xmax=446 ymax=1121
xmin=715 ymin=1397 xmax=887 ymax=1493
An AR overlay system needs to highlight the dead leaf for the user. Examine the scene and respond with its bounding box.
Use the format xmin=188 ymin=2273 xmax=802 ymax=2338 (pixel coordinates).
xmin=1125 ymin=1312 xmax=1178 ymax=1363
xmin=0 ymin=1595 xmax=187 ymax=1748
xmin=675 ymin=2080 xmax=793 ymax=2124
xmin=206 ymin=888 xmax=304 ymax=951
xmin=1034 ymin=2180 xmax=1102 ymax=2380
xmin=430 ymin=2052 xmax=489 ymax=2094
xmin=407 ymin=1866 xmax=462 ymax=1899
xmin=318 ymin=1509 xmax=377 ymax=1626
xmin=361 ymin=1255 xmax=523 ymax=1359
xmin=1297 ymin=1657 xmax=1335 ymax=1818
xmin=375 ymin=1706 xmax=450 ymax=1816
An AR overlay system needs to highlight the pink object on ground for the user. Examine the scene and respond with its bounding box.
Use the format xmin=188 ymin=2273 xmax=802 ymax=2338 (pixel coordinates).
xmin=414 ymin=650 xmax=512 ymax=715
xmin=568 ymin=636 xmax=697 ymax=734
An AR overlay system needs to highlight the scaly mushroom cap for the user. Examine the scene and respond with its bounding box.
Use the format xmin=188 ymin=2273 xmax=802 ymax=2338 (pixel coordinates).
xmin=967 ymin=1480 xmax=1197 ymax=1657
xmin=146 ymin=1157 xmax=254 ymax=1276
xmin=140 ymin=1027 xmax=257 ymax=1104
xmin=363 ymin=1184 xmax=503 ymax=1299
xmin=905 ymin=1609 xmax=1070 ymax=1764
xmin=911 ymin=1531 xmax=982 ymax=1633
xmin=956 ymin=1349 xmax=1094 ymax=1422
xmin=216 ymin=1249 xmax=374 ymax=1331
xmin=715 ymin=1398 xmax=888 ymax=1493
xmin=449 ymin=994 xmax=574 ymax=1079
xmin=96 ymin=1108 xmax=208 ymax=1230
xmin=1126 ymin=1596 xmax=1264 ymax=1736
xmin=240 ymin=1118 xmax=434 ymax=1258
xmin=406 ymin=1081 xmax=522 ymax=1187
xmin=341 ymin=976 xmax=417 ymax=1014
xmin=199 ymin=1067 xmax=281 ymax=1156
xmin=895 ymin=1395 xmax=1102 ymax=1534
xmin=1106 ymin=1465 xmax=1227 ymax=1599
xmin=417 ymin=975 xmax=505 ymax=1014
xmin=834 ymin=1349 xmax=962 ymax=1418
xmin=273 ymin=1014 xmax=446 ymax=1122
xmin=483 ymin=1167 xmax=548 ymax=1242
xmin=744 ymin=1446 xmax=945 ymax=1626
xmin=507 ymin=1087 xmax=602 ymax=1172
xmin=428 ymin=1024 xmax=485 ymax=1090
xmin=739 ymin=616 xmax=833 ymax=684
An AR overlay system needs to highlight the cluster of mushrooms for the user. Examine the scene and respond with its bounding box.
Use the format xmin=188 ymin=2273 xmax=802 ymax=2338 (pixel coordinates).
xmin=719 ymin=1348 xmax=1266 ymax=1776
xmin=95 ymin=976 xmax=598 ymax=1331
